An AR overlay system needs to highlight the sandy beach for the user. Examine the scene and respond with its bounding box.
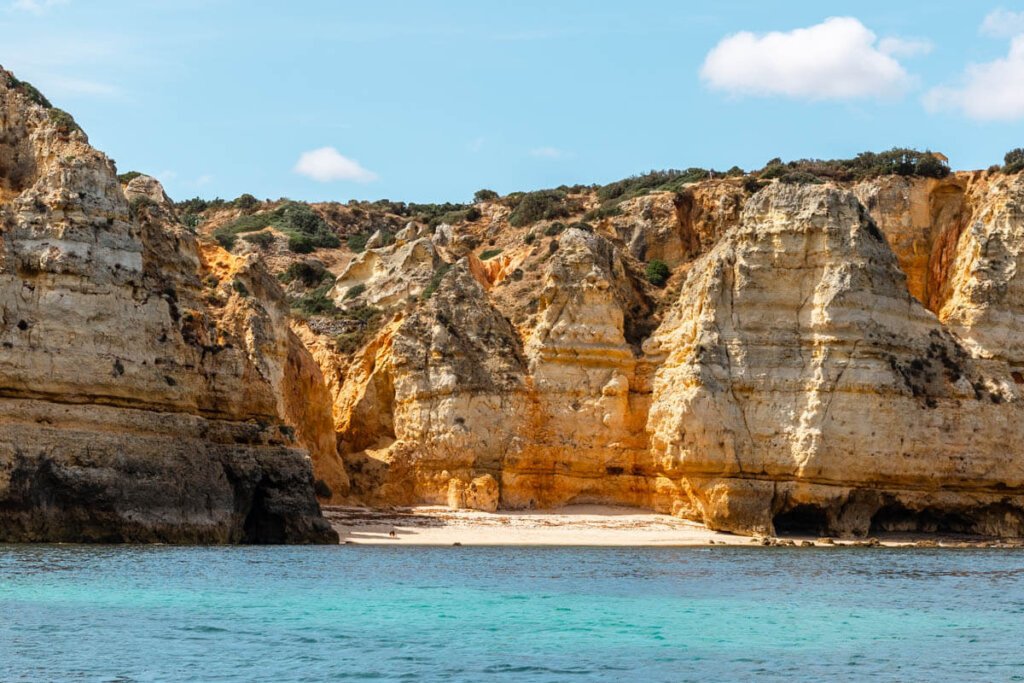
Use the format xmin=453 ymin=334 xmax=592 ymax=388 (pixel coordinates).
xmin=323 ymin=504 xmax=1016 ymax=547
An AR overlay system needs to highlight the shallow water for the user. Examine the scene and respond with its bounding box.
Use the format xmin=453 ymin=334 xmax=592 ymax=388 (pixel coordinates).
xmin=2 ymin=546 xmax=1023 ymax=682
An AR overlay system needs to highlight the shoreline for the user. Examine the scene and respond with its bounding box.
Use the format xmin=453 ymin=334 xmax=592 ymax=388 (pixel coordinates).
xmin=323 ymin=504 xmax=1021 ymax=548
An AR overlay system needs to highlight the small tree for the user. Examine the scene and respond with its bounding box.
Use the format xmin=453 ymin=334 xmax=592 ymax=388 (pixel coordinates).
xmin=645 ymin=259 xmax=670 ymax=287
xmin=474 ymin=189 xmax=499 ymax=203
xmin=1004 ymin=148 xmax=1024 ymax=174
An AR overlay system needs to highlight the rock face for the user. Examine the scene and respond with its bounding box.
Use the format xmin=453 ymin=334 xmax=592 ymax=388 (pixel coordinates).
xmin=326 ymin=178 xmax=1024 ymax=539
xmin=9 ymin=66 xmax=1024 ymax=540
xmin=0 ymin=68 xmax=336 ymax=543
xmin=646 ymin=183 xmax=1024 ymax=537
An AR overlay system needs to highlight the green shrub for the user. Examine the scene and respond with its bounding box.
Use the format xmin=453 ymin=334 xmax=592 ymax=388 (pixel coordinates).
xmin=281 ymin=261 xmax=331 ymax=287
xmin=743 ymin=176 xmax=769 ymax=193
xmin=48 ymin=108 xmax=81 ymax=136
xmin=645 ymin=259 xmax=670 ymax=287
xmin=242 ymin=230 xmax=274 ymax=248
xmin=9 ymin=75 xmax=52 ymax=108
xmin=779 ymin=171 xmax=823 ymax=185
xmin=182 ymin=213 xmax=201 ymax=229
xmin=233 ymin=193 xmax=260 ymax=212
xmin=524 ymin=232 xmax=536 ymax=245
xmin=347 ymin=233 xmax=370 ymax=252
xmin=1004 ymin=148 xmax=1024 ymax=174
xmin=480 ymin=248 xmax=503 ymax=260
xmin=508 ymin=190 xmax=572 ymax=227
xmin=214 ymin=202 xmax=338 ymax=252
xmin=291 ymin=283 xmax=338 ymax=316
xmin=117 ymin=171 xmax=143 ymax=184
xmin=176 ymin=197 xmax=226 ymax=215
xmin=343 ymin=283 xmax=366 ymax=300
xmin=288 ymin=234 xmax=315 ymax=253
xmin=474 ymin=189 xmax=499 ymax=203
xmin=758 ymin=149 xmax=950 ymax=181
xmin=215 ymin=233 xmax=237 ymax=250
xmin=465 ymin=206 xmax=482 ymax=221
xmin=570 ymin=221 xmax=594 ymax=232
xmin=597 ymin=169 xmax=710 ymax=204
xmin=543 ymin=221 xmax=566 ymax=236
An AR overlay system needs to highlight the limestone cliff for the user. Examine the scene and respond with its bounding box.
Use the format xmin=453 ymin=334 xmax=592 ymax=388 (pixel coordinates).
xmin=11 ymin=64 xmax=1024 ymax=540
xmin=0 ymin=68 xmax=336 ymax=543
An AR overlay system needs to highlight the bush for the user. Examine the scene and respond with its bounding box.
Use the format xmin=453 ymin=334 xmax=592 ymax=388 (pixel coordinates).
xmin=597 ymin=168 xmax=710 ymax=204
xmin=117 ymin=171 xmax=143 ymax=184
xmin=291 ymin=283 xmax=338 ymax=316
xmin=743 ymin=176 xmax=769 ymax=194
xmin=757 ymin=149 xmax=950 ymax=182
xmin=465 ymin=206 xmax=482 ymax=221
xmin=480 ymin=248 xmax=503 ymax=260
xmin=288 ymin=234 xmax=315 ymax=253
xmin=524 ymin=232 xmax=536 ymax=245
xmin=242 ymin=231 xmax=274 ymax=248
xmin=215 ymin=233 xmax=237 ymax=250
xmin=48 ymin=108 xmax=81 ymax=136
xmin=280 ymin=261 xmax=331 ymax=287
xmin=474 ymin=189 xmax=499 ymax=203
xmin=779 ymin=171 xmax=823 ymax=185
xmin=645 ymin=259 xmax=670 ymax=287
xmin=347 ymin=233 xmax=370 ymax=252
xmin=343 ymin=283 xmax=366 ymax=300
xmin=234 ymin=193 xmax=259 ymax=212
xmin=176 ymin=197 xmax=226 ymax=215
xmin=508 ymin=190 xmax=572 ymax=227
xmin=8 ymin=74 xmax=52 ymax=108
xmin=214 ymin=201 xmax=338 ymax=252
xmin=543 ymin=221 xmax=566 ymax=236
xmin=1004 ymin=148 xmax=1024 ymax=174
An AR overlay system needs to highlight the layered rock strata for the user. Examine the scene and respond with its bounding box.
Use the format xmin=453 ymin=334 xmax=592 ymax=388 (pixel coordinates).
xmin=0 ymin=69 xmax=336 ymax=543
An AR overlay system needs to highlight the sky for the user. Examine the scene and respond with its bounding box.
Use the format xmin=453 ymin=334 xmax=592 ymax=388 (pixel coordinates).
xmin=3 ymin=1 xmax=1024 ymax=203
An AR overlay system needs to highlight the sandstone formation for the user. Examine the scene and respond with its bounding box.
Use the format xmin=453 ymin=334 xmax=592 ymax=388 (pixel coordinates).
xmin=0 ymin=68 xmax=337 ymax=543
xmin=10 ymin=65 xmax=1024 ymax=541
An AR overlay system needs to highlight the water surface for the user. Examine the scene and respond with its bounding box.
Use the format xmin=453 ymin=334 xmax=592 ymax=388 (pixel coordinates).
xmin=2 ymin=546 xmax=1023 ymax=681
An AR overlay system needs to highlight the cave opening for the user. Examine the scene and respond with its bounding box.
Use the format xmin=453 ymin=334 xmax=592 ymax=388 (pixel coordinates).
xmin=772 ymin=504 xmax=829 ymax=536
xmin=869 ymin=503 xmax=975 ymax=535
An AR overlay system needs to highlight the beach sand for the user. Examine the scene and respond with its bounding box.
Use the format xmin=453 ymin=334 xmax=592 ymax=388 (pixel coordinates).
xmin=323 ymin=504 xmax=1011 ymax=547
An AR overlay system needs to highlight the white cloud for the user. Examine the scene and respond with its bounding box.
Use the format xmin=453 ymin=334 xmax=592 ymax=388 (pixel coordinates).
xmin=293 ymin=147 xmax=377 ymax=183
xmin=700 ymin=17 xmax=915 ymax=100
xmin=924 ymin=35 xmax=1024 ymax=120
xmin=878 ymin=36 xmax=933 ymax=57
xmin=980 ymin=8 xmax=1024 ymax=38
xmin=530 ymin=146 xmax=567 ymax=159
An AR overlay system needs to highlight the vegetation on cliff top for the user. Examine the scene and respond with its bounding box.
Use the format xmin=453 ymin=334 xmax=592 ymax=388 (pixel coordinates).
xmin=213 ymin=202 xmax=340 ymax=252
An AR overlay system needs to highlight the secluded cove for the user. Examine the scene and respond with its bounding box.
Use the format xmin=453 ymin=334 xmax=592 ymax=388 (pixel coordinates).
xmin=3 ymin=545 xmax=1023 ymax=682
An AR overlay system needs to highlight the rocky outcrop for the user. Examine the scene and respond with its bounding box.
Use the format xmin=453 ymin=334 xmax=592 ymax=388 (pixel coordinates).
xmin=646 ymin=183 xmax=1024 ymax=537
xmin=0 ymin=68 xmax=336 ymax=543
xmin=327 ymin=178 xmax=1024 ymax=539
xmin=11 ymin=66 xmax=1024 ymax=541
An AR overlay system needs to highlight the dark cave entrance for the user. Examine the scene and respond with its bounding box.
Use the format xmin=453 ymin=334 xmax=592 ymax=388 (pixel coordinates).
xmin=869 ymin=503 xmax=975 ymax=535
xmin=772 ymin=504 xmax=829 ymax=536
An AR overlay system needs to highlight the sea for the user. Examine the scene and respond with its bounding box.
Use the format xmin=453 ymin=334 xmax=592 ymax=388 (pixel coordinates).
xmin=1 ymin=545 xmax=1023 ymax=682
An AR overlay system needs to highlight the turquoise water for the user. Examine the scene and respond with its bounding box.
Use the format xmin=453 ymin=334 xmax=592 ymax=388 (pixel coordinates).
xmin=2 ymin=547 xmax=1024 ymax=682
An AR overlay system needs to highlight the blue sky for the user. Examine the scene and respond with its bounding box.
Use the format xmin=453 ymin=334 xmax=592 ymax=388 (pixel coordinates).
xmin=3 ymin=1 xmax=1024 ymax=203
